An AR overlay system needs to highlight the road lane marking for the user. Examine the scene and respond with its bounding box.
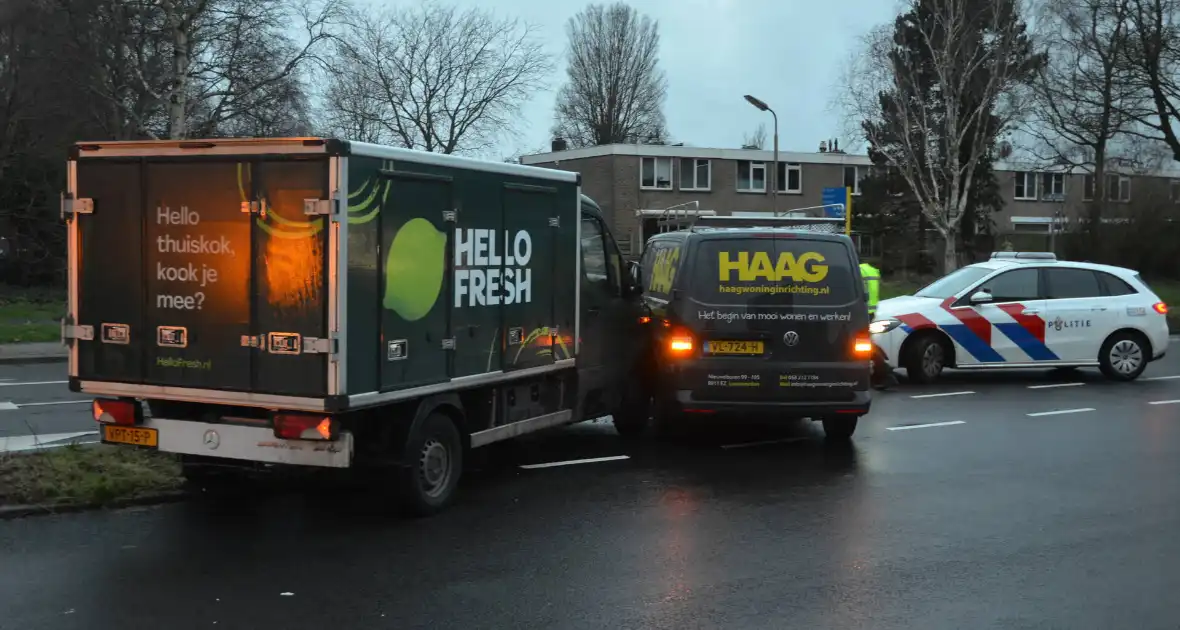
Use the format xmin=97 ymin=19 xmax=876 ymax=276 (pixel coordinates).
xmin=1027 ymin=408 xmax=1095 ymax=417
xmin=721 ymin=437 xmax=808 ymax=450
xmin=519 ymin=455 xmax=630 ymax=469
xmin=1145 ymin=375 xmax=1180 ymax=381
xmin=0 ymin=402 xmax=17 ymax=411
xmin=0 ymin=380 xmax=69 ymax=388
xmin=1149 ymin=400 xmax=1180 ymax=406
xmin=1028 ymin=382 xmax=1085 ymax=389
xmin=0 ymin=400 xmax=89 ymax=411
xmin=910 ymin=391 xmax=975 ymax=399
xmin=887 ymin=420 xmax=966 ymax=431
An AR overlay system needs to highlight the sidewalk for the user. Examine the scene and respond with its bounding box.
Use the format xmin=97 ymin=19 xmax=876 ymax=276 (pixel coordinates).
xmin=0 ymin=342 xmax=68 ymax=364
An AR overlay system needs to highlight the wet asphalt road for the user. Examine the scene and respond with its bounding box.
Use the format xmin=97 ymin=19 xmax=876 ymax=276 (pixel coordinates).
xmin=3 ymin=352 xmax=1180 ymax=629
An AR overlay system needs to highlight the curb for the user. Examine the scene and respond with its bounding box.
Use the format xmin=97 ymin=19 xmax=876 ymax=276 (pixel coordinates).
xmin=0 ymin=490 xmax=188 ymax=520
xmin=0 ymin=343 xmax=69 ymax=365
xmin=0 ymin=354 xmax=68 ymax=365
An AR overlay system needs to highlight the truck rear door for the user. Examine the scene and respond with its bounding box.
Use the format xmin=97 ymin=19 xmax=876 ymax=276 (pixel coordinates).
xmin=71 ymin=153 xmax=333 ymax=397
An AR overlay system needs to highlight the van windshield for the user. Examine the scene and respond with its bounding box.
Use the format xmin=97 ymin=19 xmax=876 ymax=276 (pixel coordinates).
xmin=688 ymin=237 xmax=856 ymax=306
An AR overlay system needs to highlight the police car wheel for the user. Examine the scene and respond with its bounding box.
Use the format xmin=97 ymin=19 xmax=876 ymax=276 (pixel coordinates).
xmin=1099 ymin=332 xmax=1148 ymax=382
xmin=904 ymin=335 xmax=946 ymax=384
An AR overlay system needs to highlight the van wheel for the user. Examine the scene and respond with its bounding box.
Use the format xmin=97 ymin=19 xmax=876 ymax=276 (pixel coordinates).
xmin=822 ymin=417 xmax=858 ymax=441
xmin=1099 ymin=332 xmax=1149 ymax=381
xmin=396 ymin=412 xmax=463 ymax=517
xmin=904 ymin=335 xmax=947 ymax=384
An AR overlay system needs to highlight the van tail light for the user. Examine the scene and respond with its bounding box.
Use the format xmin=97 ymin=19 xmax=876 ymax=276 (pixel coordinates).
xmin=1153 ymin=302 xmax=1168 ymax=315
xmin=273 ymin=413 xmax=338 ymax=441
xmin=92 ymin=398 xmax=140 ymax=426
xmin=853 ymin=334 xmax=873 ymax=358
xmin=666 ymin=327 xmax=695 ymax=357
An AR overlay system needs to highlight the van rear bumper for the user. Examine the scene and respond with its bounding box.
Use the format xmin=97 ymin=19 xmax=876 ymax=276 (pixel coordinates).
xmin=669 ymin=390 xmax=871 ymax=418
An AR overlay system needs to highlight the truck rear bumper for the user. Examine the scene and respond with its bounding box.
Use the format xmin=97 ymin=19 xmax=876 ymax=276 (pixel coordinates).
xmin=141 ymin=418 xmax=353 ymax=468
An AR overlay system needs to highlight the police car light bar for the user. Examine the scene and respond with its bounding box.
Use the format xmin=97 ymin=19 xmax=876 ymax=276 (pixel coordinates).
xmin=990 ymin=251 xmax=1057 ymax=261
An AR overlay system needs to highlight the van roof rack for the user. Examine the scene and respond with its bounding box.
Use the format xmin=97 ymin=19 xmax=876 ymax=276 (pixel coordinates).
xmin=990 ymin=251 xmax=1057 ymax=261
xmin=690 ymin=215 xmax=847 ymax=234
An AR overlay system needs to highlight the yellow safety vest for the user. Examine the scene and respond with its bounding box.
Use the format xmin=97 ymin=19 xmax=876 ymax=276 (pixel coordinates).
xmin=860 ymin=262 xmax=880 ymax=317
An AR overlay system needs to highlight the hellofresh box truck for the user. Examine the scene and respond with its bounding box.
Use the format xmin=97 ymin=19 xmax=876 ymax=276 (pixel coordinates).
xmin=62 ymin=137 xmax=647 ymax=514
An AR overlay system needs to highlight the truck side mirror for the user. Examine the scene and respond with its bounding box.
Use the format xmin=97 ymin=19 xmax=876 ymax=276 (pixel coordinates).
xmin=627 ymin=260 xmax=641 ymax=286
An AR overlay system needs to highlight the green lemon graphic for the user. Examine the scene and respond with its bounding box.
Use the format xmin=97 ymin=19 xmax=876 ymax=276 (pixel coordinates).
xmin=383 ymin=218 xmax=447 ymax=321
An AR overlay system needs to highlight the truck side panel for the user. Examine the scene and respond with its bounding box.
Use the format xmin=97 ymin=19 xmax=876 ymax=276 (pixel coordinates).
xmin=344 ymin=156 xmax=382 ymax=395
xmin=500 ymin=184 xmax=559 ymax=372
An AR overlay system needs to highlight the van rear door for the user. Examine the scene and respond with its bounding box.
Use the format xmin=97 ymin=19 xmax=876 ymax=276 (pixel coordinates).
xmin=680 ymin=233 xmax=866 ymax=401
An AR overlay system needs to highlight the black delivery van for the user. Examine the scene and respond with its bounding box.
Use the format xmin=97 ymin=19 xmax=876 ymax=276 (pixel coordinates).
xmin=621 ymin=216 xmax=872 ymax=440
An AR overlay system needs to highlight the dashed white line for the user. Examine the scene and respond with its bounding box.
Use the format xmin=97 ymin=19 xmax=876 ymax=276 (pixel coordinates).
xmin=721 ymin=437 xmax=808 ymax=450
xmin=1027 ymin=382 xmax=1085 ymax=389
xmin=519 ymin=455 xmax=630 ymax=470
xmin=1145 ymin=375 xmax=1180 ymax=381
xmin=1027 ymin=408 xmax=1095 ymax=417
xmin=17 ymin=400 xmax=89 ymax=407
xmin=0 ymin=380 xmax=68 ymax=388
xmin=0 ymin=402 xmax=17 ymax=411
xmin=910 ymin=391 xmax=975 ymax=399
xmin=1148 ymin=400 xmax=1180 ymax=406
xmin=887 ymin=420 xmax=966 ymax=431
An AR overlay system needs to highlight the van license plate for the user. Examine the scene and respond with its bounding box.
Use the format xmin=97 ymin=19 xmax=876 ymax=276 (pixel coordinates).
xmin=102 ymin=426 xmax=158 ymax=448
xmin=705 ymin=340 xmax=764 ymax=355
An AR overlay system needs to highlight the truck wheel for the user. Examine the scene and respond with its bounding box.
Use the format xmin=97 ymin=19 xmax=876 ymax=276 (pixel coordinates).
xmin=904 ymin=335 xmax=947 ymax=384
xmin=397 ymin=412 xmax=463 ymax=517
xmin=1099 ymin=332 xmax=1149 ymax=381
xmin=821 ymin=417 xmax=858 ymax=441
xmin=612 ymin=380 xmax=659 ymax=439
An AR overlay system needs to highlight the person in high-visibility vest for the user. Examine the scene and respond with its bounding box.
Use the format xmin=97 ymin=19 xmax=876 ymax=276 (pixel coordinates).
xmin=860 ymin=261 xmax=897 ymax=389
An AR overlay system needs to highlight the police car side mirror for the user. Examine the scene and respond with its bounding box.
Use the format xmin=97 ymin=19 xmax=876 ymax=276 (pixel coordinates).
xmin=969 ymin=290 xmax=993 ymax=305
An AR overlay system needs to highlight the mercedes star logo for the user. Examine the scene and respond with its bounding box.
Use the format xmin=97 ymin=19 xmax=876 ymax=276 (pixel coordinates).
xmin=203 ymin=429 xmax=220 ymax=450
xmin=783 ymin=331 xmax=800 ymax=346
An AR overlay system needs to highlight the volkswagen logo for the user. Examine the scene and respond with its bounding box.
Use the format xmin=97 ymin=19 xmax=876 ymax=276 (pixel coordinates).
xmin=203 ymin=429 xmax=220 ymax=450
xmin=783 ymin=331 xmax=800 ymax=346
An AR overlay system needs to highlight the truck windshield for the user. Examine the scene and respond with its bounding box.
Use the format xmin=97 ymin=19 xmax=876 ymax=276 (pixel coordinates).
xmin=688 ymin=237 xmax=856 ymax=306
xmin=914 ymin=266 xmax=994 ymax=299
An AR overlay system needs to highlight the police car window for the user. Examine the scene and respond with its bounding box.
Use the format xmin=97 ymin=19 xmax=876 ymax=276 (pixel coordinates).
xmin=580 ymin=218 xmax=609 ymax=288
xmin=978 ymin=268 xmax=1040 ymax=302
xmin=914 ymin=266 xmax=993 ymax=299
xmin=689 ymin=237 xmax=855 ymax=306
xmin=1046 ymin=268 xmax=1102 ymax=299
xmin=1097 ymin=271 xmax=1136 ymax=296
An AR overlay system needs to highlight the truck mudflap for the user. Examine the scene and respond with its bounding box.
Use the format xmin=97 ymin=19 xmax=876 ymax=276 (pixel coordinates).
xmin=125 ymin=418 xmax=353 ymax=468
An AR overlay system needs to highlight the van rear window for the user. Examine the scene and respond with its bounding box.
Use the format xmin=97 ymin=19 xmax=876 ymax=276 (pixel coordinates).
xmin=689 ymin=238 xmax=857 ymax=306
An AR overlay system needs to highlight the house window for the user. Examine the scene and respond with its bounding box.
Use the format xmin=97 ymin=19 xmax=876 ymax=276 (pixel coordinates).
xmin=843 ymin=166 xmax=862 ymax=195
xmin=679 ymin=158 xmax=710 ymax=191
xmin=776 ymin=162 xmax=802 ymax=193
xmin=1041 ymin=173 xmax=1064 ymax=200
xmin=1014 ymin=172 xmax=1038 ymax=200
xmin=736 ymin=160 xmax=766 ymax=192
xmin=640 ymin=157 xmax=673 ymax=190
xmin=1083 ymin=174 xmax=1132 ymax=201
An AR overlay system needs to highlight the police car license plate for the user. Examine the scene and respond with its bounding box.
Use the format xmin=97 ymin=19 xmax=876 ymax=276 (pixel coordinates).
xmin=705 ymin=340 xmax=764 ymax=355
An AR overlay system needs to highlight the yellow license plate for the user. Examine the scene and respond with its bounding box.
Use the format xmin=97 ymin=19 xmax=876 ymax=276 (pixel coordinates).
xmin=102 ymin=425 xmax=158 ymax=448
xmin=705 ymin=340 xmax=764 ymax=355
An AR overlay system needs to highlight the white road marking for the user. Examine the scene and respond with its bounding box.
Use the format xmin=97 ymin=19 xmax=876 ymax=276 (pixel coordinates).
xmin=0 ymin=380 xmax=68 ymax=388
xmin=1027 ymin=382 xmax=1085 ymax=389
xmin=887 ymin=420 xmax=966 ymax=431
xmin=1148 ymin=400 xmax=1180 ymax=406
xmin=1027 ymin=408 xmax=1096 ymax=417
xmin=910 ymin=391 xmax=975 ymax=399
xmin=1145 ymin=375 xmax=1180 ymax=381
xmin=519 ymin=455 xmax=631 ymax=470
xmin=0 ymin=402 xmax=17 ymax=411
xmin=0 ymin=431 xmax=98 ymax=454
xmin=17 ymin=400 xmax=89 ymax=407
xmin=721 ymin=437 xmax=808 ymax=450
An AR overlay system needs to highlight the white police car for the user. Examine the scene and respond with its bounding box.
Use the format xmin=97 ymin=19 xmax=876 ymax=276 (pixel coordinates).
xmin=870 ymin=252 xmax=1170 ymax=384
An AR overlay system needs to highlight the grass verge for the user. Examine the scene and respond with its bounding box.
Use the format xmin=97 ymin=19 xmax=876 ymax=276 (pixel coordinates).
xmin=0 ymin=444 xmax=183 ymax=508
xmin=0 ymin=286 xmax=65 ymax=344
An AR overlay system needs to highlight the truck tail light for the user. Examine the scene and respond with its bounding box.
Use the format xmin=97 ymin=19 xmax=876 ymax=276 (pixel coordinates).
xmin=666 ymin=327 xmax=695 ymax=357
xmin=92 ymin=398 xmax=139 ymax=426
xmin=1153 ymin=302 xmax=1168 ymax=315
xmin=853 ymin=335 xmax=873 ymax=357
xmin=273 ymin=413 xmax=337 ymax=441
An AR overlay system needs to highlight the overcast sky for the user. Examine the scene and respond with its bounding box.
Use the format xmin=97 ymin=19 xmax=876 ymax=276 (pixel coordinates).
xmin=371 ymin=0 xmax=903 ymax=159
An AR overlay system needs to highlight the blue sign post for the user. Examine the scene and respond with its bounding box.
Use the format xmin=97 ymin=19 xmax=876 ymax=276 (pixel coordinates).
xmin=821 ymin=187 xmax=848 ymax=219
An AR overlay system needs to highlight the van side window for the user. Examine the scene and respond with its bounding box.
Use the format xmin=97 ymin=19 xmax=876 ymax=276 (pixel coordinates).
xmin=580 ymin=217 xmax=609 ymax=289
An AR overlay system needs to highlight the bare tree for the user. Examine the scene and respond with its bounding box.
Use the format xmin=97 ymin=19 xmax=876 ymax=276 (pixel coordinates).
xmin=320 ymin=3 xmax=551 ymax=154
xmin=553 ymin=2 xmax=668 ymax=147
xmin=742 ymin=123 xmax=767 ymax=149
xmin=1121 ymin=0 xmax=1180 ymax=162
xmin=1024 ymin=0 xmax=1142 ymax=244
xmin=840 ymin=0 xmax=1042 ymax=272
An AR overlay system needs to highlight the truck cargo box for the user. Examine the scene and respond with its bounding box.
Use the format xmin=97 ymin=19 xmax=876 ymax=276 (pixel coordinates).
xmin=65 ymin=138 xmax=581 ymax=412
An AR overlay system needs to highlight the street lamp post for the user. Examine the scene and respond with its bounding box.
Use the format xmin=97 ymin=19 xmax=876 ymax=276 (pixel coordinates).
xmin=744 ymin=94 xmax=779 ymax=214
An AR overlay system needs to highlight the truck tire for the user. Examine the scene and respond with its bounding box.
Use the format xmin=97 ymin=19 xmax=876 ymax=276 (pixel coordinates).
xmin=904 ymin=334 xmax=947 ymax=384
xmin=612 ymin=380 xmax=658 ymax=438
xmin=1098 ymin=331 xmax=1149 ymax=381
xmin=396 ymin=412 xmax=463 ymax=517
xmin=821 ymin=417 xmax=858 ymax=441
